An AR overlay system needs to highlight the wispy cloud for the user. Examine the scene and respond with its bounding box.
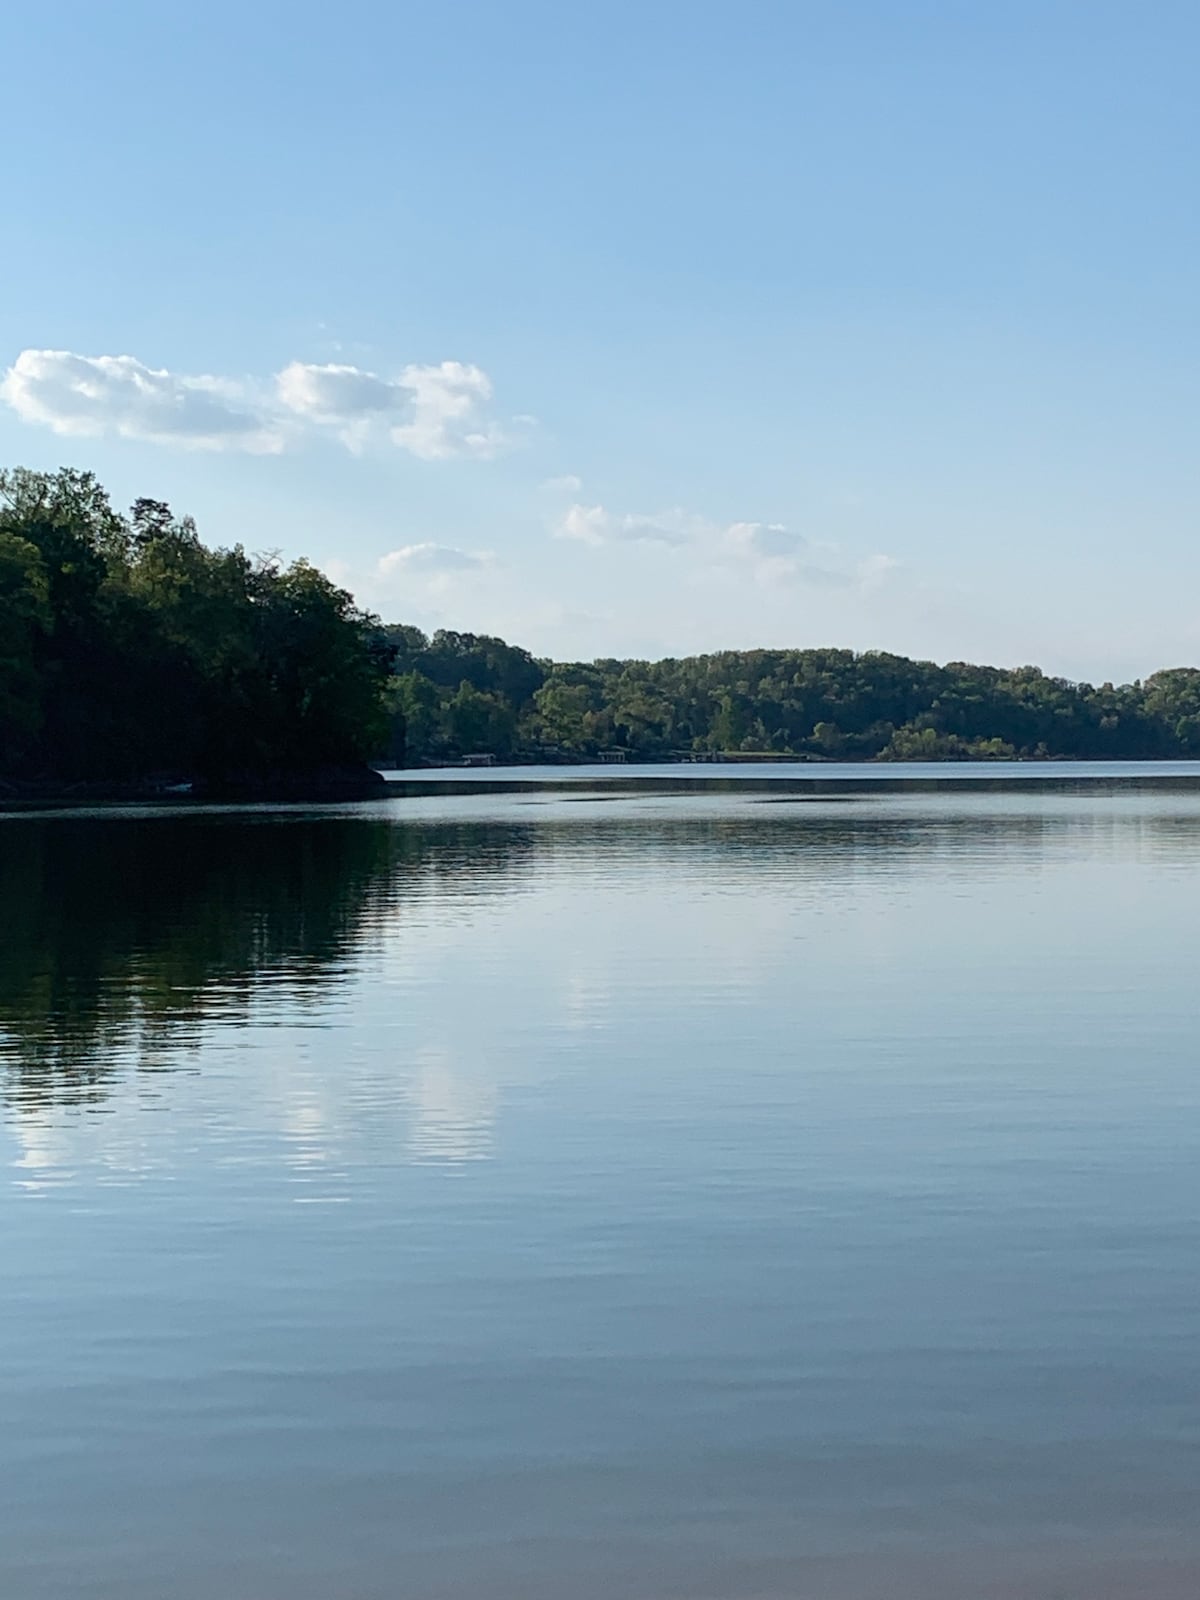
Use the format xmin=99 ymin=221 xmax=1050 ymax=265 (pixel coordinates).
xmin=377 ymin=542 xmax=489 ymax=576
xmin=324 ymin=542 xmax=495 ymax=607
xmin=725 ymin=521 xmax=805 ymax=561
xmin=2 ymin=348 xmax=521 ymax=460
xmin=723 ymin=520 xmax=864 ymax=586
xmin=555 ymin=502 xmax=694 ymax=546
xmin=553 ymin=497 xmax=896 ymax=590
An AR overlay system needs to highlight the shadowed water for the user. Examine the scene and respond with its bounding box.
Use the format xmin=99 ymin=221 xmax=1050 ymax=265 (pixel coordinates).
xmin=3 ymin=783 xmax=1200 ymax=1599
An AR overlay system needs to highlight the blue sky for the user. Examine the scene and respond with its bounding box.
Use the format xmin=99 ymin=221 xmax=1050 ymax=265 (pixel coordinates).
xmin=2 ymin=1 xmax=1197 ymax=678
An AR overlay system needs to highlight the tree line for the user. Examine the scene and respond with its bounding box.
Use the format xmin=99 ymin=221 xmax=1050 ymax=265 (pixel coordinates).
xmin=4 ymin=465 xmax=1200 ymax=783
xmin=383 ymin=628 xmax=1200 ymax=764
xmin=1 ymin=467 xmax=387 ymax=786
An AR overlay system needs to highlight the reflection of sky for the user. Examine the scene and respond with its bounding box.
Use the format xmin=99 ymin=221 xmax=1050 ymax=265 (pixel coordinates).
xmin=5 ymin=787 xmax=1200 ymax=1190
xmin=11 ymin=1116 xmax=74 ymax=1192
xmin=407 ymin=1047 xmax=497 ymax=1165
xmin=5 ymin=789 xmax=1200 ymax=1596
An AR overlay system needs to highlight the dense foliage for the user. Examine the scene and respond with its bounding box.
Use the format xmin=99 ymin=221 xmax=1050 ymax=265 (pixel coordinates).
xmin=0 ymin=468 xmax=387 ymax=784
xmin=384 ymin=634 xmax=1200 ymax=764
xmin=5 ymin=465 xmax=1200 ymax=780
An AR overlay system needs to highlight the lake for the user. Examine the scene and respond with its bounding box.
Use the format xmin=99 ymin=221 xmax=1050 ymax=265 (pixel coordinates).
xmin=3 ymin=774 xmax=1199 ymax=1599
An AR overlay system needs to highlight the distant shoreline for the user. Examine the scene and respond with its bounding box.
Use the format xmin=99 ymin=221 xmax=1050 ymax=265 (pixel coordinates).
xmin=391 ymin=750 xmax=1200 ymax=770
xmin=27 ymin=750 xmax=1200 ymax=812
xmin=8 ymin=756 xmax=1200 ymax=815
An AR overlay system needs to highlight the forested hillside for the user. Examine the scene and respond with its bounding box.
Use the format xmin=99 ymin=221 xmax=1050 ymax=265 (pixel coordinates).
xmin=5 ymin=465 xmax=1200 ymax=784
xmin=382 ymin=627 xmax=1200 ymax=764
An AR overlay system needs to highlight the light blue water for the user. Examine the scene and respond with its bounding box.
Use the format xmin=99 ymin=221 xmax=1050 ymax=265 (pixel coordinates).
xmin=2 ymin=783 xmax=1199 ymax=1599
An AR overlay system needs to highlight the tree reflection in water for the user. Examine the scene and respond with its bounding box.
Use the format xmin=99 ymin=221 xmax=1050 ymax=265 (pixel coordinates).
xmin=0 ymin=811 xmax=533 ymax=1110
xmin=6 ymin=787 xmax=1198 ymax=1117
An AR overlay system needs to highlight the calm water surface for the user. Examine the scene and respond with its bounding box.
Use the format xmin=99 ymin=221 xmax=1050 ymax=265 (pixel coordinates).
xmin=3 ymin=783 xmax=1199 ymax=1599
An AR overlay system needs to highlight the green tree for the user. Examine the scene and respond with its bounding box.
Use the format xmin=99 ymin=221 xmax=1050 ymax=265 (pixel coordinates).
xmin=384 ymin=671 xmax=441 ymax=764
xmin=0 ymin=531 xmax=50 ymax=770
xmin=446 ymin=681 xmax=517 ymax=755
xmin=0 ymin=468 xmax=389 ymax=785
xmin=533 ymin=676 xmax=602 ymax=752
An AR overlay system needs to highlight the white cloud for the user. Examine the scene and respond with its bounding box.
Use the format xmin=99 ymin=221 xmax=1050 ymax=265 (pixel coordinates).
xmin=278 ymin=358 xmax=511 ymax=459
xmin=555 ymin=502 xmax=692 ymax=546
xmin=725 ymin=521 xmax=805 ymax=561
xmin=723 ymin=519 xmax=851 ymax=585
xmin=552 ymin=496 xmax=897 ymax=594
xmin=556 ymin=504 xmax=608 ymax=544
xmin=390 ymin=361 xmax=509 ymax=460
xmin=377 ymin=542 xmax=488 ymax=576
xmin=325 ymin=542 xmax=495 ymax=606
xmin=541 ymin=473 xmax=583 ymax=493
xmin=2 ymin=348 xmax=519 ymax=461
xmin=276 ymin=360 xmax=399 ymax=421
xmin=0 ymin=349 xmax=285 ymax=453
xmin=722 ymin=520 xmax=901 ymax=590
